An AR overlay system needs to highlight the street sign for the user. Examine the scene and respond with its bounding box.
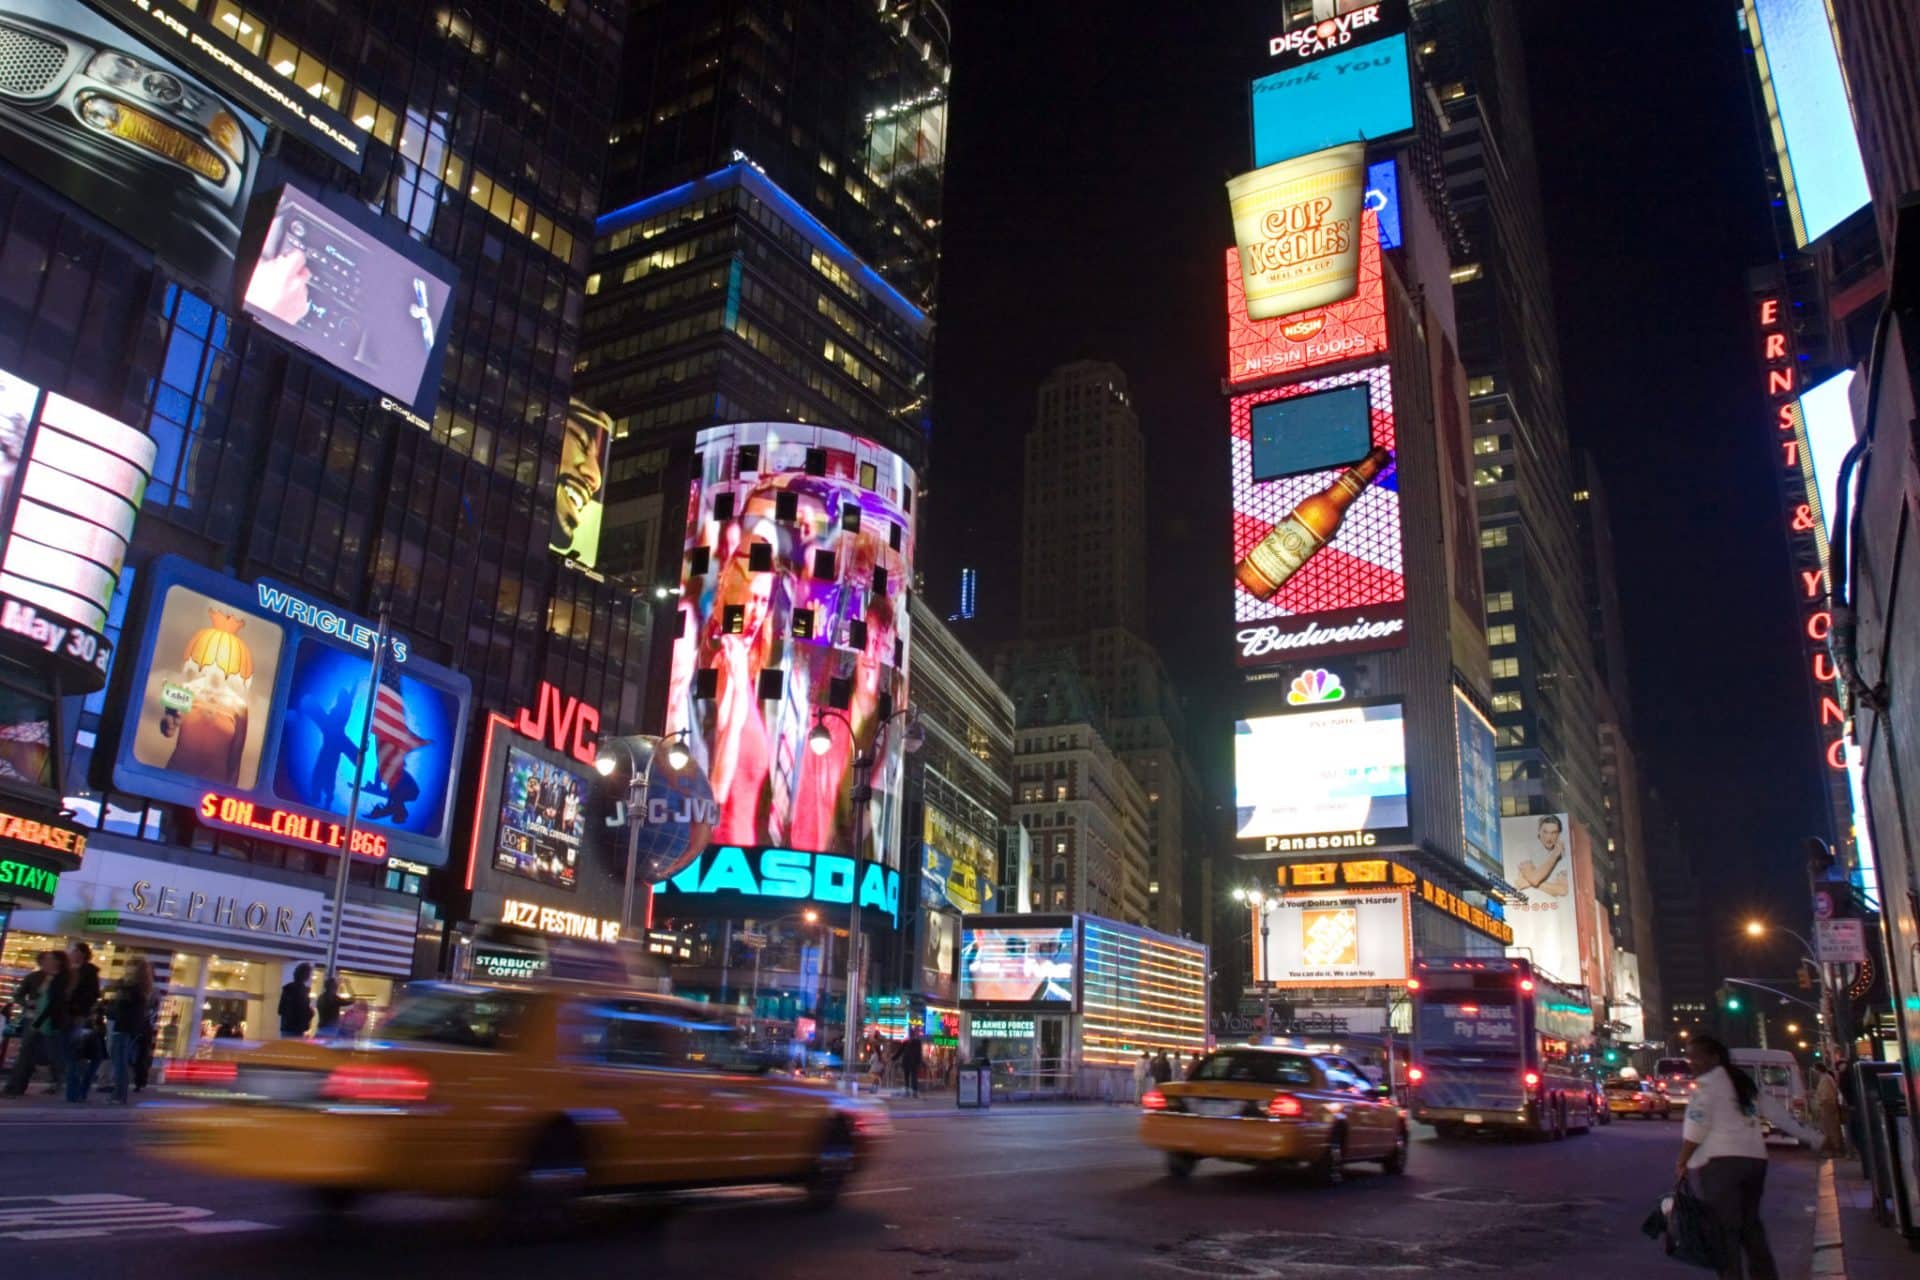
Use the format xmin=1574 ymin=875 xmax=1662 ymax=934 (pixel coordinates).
xmin=1812 ymin=890 xmax=1834 ymax=920
xmin=737 ymin=931 xmax=768 ymax=948
xmin=1815 ymin=918 xmax=1867 ymax=964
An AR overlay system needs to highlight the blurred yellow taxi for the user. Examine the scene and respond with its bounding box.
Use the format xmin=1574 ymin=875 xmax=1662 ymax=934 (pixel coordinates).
xmin=142 ymin=981 xmax=886 ymax=1214
xmin=1140 ymin=1045 xmax=1406 ymax=1184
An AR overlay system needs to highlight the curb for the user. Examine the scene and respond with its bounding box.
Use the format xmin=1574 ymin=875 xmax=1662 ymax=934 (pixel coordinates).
xmin=1814 ymin=1159 xmax=1848 ymax=1278
xmin=885 ymin=1103 xmax=1131 ymax=1120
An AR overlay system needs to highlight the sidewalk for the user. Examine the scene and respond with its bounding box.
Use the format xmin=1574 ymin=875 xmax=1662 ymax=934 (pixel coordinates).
xmin=1824 ymin=1157 xmax=1920 ymax=1279
xmin=874 ymin=1087 xmax=1135 ymax=1120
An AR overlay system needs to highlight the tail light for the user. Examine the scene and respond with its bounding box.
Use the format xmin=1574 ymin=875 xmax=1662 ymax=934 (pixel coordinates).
xmin=1268 ymin=1093 xmax=1305 ymax=1118
xmin=166 ymin=1060 xmax=237 ymax=1087
xmin=1141 ymin=1089 xmax=1168 ymax=1112
xmin=1406 ymin=977 xmax=1421 ymax=991
xmin=1407 ymin=1065 xmax=1425 ymax=1084
xmin=1519 ymin=978 xmax=1535 ymax=993
xmin=320 ymin=1064 xmax=432 ymax=1105
xmin=1523 ymin=1071 xmax=1541 ymax=1089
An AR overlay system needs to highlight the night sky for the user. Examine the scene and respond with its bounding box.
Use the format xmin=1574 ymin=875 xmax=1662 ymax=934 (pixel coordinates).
xmin=923 ymin=2 xmax=1829 ymax=974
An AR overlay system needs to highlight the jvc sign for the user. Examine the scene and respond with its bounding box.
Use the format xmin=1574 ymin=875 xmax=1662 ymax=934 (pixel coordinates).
xmin=655 ymin=846 xmax=900 ymax=926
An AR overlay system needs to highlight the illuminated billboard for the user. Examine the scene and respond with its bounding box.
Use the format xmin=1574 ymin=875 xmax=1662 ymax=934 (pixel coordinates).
xmin=1454 ymin=690 xmax=1501 ymax=875
xmin=549 ymin=399 xmax=612 ymax=569
xmin=1267 ymin=1 xmax=1410 ymax=65
xmin=1365 ymin=159 xmax=1402 ymax=251
xmin=1226 ymin=210 xmax=1386 ymax=385
xmin=0 ymin=367 xmax=156 ymax=691
xmin=1230 ymin=365 xmax=1404 ymax=665
xmin=1743 ymin=0 xmax=1870 ymax=245
xmin=1501 ymin=812 xmax=1580 ymax=984
xmin=112 ymin=557 xmax=471 ymax=865
xmin=0 ymin=2 xmax=267 ymax=295
xmin=241 ymin=183 xmax=456 ymax=419
xmin=1257 ymin=889 xmax=1410 ymax=987
xmin=1251 ymin=33 xmax=1414 ymax=167
xmin=654 ymin=844 xmax=901 ymax=928
xmin=493 ymin=745 xmax=588 ymax=890
xmin=923 ymin=804 xmax=998 ymax=914
xmin=1227 ymin=143 xmax=1367 ymax=320
xmin=1795 ymin=370 xmax=1856 ymax=559
xmin=664 ymin=422 xmax=915 ymax=866
xmin=1235 ymin=701 xmax=1408 ymax=848
xmin=959 ymin=922 xmax=1075 ymax=1004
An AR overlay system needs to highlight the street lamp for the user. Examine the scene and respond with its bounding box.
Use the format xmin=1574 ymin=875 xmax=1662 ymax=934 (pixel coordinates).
xmin=594 ymin=731 xmax=694 ymax=936
xmin=1742 ymin=920 xmax=1839 ymax=1062
xmin=1231 ymin=886 xmax=1279 ymax=1037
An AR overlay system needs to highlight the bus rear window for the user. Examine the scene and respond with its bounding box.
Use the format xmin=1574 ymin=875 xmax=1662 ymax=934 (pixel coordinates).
xmin=1655 ymin=1058 xmax=1693 ymax=1079
xmin=1417 ymin=997 xmax=1520 ymax=1050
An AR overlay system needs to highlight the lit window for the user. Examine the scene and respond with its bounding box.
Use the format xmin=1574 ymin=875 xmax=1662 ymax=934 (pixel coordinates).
xmin=1488 ymin=624 xmax=1517 ymax=646
xmin=1450 ymin=262 xmax=1483 ymax=284
xmin=1480 ymin=526 xmax=1510 ymax=548
xmin=1492 ymin=691 xmax=1524 ymax=713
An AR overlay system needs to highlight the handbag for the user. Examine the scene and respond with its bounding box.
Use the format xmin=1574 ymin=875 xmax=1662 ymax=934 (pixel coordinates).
xmin=1651 ymin=1178 xmax=1730 ymax=1272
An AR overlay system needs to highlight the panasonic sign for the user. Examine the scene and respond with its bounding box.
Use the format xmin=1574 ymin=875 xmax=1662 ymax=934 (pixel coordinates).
xmin=654 ymin=846 xmax=901 ymax=926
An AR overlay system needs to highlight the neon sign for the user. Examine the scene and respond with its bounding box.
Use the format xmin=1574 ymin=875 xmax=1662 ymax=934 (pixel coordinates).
xmin=0 ymin=810 xmax=86 ymax=864
xmin=0 ymin=857 xmax=59 ymax=901
xmin=500 ymin=897 xmax=620 ymax=943
xmin=513 ymin=680 xmax=600 ymax=767
xmin=198 ymin=792 xmax=389 ymax=858
xmin=654 ymin=845 xmax=901 ymax=926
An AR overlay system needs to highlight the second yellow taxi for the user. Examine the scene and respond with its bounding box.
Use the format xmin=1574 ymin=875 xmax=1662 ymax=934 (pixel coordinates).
xmin=1139 ymin=1044 xmax=1407 ymax=1184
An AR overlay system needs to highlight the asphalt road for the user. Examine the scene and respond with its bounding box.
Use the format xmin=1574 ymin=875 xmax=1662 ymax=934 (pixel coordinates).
xmin=0 ymin=1100 xmax=1817 ymax=1278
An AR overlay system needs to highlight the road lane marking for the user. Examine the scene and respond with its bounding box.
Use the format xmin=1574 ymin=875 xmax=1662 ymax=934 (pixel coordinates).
xmin=0 ymin=1195 xmax=271 ymax=1240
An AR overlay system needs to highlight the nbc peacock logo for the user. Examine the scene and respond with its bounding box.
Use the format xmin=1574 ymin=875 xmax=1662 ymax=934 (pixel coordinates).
xmin=1286 ymin=668 xmax=1345 ymax=706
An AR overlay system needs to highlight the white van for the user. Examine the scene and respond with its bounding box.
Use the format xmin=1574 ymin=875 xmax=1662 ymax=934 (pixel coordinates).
xmin=1730 ymin=1049 xmax=1816 ymax=1147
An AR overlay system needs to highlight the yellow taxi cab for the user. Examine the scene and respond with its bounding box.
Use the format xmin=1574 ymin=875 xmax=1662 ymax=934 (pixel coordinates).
xmin=1603 ymin=1077 xmax=1672 ymax=1120
xmin=1139 ymin=1044 xmax=1406 ymax=1184
xmin=143 ymin=980 xmax=887 ymax=1215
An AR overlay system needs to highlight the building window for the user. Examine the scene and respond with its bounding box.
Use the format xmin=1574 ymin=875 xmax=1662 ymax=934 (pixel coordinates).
xmin=1486 ymin=591 xmax=1514 ymax=614
xmin=1481 ymin=526 xmax=1509 ymax=548
xmin=1492 ymin=691 xmax=1524 ymax=713
xmin=1491 ymin=657 xmax=1519 ymax=678
xmin=1487 ymin=624 xmax=1517 ymax=646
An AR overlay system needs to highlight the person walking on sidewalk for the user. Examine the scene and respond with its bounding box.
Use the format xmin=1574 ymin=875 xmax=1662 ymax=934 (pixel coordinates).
xmin=108 ymin=957 xmax=155 ymax=1105
xmin=900 ymin=1030 xmax=923 ymax=1098
xmin=1811 ymin=1063 xmax=1845 ymax=1157
xmin=1133 ymin=1051 xmax=1152 ymax=1102
xmin=3 ymin=950 xmax=71 ymax=1097
xmin=1674 ymin=1034 xmax=1778 ymax=1280
xmin=278 ymin=964 xmax=314 ymax=1038
xmin=1150 ymin=1051 xmax=1172 ymax=1085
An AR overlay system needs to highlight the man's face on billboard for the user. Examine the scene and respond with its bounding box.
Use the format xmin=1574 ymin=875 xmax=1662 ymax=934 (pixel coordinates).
xmin=556 ymin=412 xmax=607 ymax=539
xmin=1536 ymin=820 xmax=1562 ymax=853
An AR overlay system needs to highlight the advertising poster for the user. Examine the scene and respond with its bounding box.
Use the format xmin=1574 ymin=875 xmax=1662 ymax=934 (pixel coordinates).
xmin=664 ymin=422 xmax=916 ymax=866
xmin=0 ymin=364 xmax=156 ymax=692
xmin=242 ymin=184 xmax=456 ymax=418
xmin=1571 ymin=820 xmax=1607 ymax=994
xmin=1501 ymin=813 xmax=1580 ymax=984
xmin=1226 ymin=211 xmax=1386 ymax=385
xmin=920 ymin=907 xmax=958 ymax=1001
xmin=1235 ymin=701 xmax=1407 ymax=847
xmin=0 ymin=1 xmax=267 ymax=295
xmin=1266 ymin=1 xmax=1410 ymax=65
xmin=113 ymin=557 xmax=471 ymax=865
xmin=1259 ymin=890 xmax=1410 ymax=986
xmin=959 ymin=924 xmax=1075 ymax=1004
xmin=493 ymin=745 xmax=588 ymax=890
xmin=1226 ymin=143 xmax=1368 ymax=320
xmin=1454 ymin=690 xmax=1501 ymax=875
xmin=549 ymin=399 xmax=613 ymax=568
xmin=922 ymin=804 xmax=997 ymax=914
xmin=1251 ymin=32 xmax=1415 ymax=166
xmin=1230 ymin=365 xmax=1404 ymax=666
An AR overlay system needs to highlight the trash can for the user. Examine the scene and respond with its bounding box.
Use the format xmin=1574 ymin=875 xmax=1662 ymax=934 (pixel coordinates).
xmin=956 ymin=1059 xmax=991 ymax=1109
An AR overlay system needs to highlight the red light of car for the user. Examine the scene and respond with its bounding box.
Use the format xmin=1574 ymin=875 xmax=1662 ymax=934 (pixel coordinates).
xmin=1268 ymin=1093 xmax=1305 ymax=1118
xmin=1519 ymin=978 xmax=1535 ymax=993
xmin=1407 ymin=1065 xmax=1425 ymax=1084
xmin=1406 ymin=978 xmax=1421 ymax=991
xmin=1141 ymin=1089 xmax=1168 ymax=1112
xmin=167 ymin=1060 xmax=237 ymax=1087
xmin=320 ymin=1064 xmax=432 ymax=1105
xmin=1523 ymin=1071 xmax=1541 ymax=1088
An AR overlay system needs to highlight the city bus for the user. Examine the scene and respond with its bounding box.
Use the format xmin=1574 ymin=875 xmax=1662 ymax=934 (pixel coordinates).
xmin=1405 ymin=956 xmax=1598 ymax=1139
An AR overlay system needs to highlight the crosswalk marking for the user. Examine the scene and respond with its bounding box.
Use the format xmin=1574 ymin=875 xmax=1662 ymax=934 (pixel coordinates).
xmin=0 ymin=1193 xmax=271 ymax=1240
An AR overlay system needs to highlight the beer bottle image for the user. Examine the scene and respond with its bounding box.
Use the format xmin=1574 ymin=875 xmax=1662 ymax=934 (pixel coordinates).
xmin=1235 ymin=447 xmax=1393 ymax=600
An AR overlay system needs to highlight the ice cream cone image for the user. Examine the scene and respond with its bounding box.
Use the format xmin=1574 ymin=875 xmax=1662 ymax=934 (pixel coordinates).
xmin=161 ymin=609 xmax=255 ymax=785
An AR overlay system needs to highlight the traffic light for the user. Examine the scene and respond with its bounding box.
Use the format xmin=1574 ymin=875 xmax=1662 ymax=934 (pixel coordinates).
xmin=1727 ymin=993 xmax=1743 ymax=1011
xmin=1604 ymin=1047 xmax=1620 ymax=1065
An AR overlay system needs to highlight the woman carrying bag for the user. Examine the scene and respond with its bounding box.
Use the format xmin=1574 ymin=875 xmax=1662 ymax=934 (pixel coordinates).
xmin=1673 ymin=1035 xmax=1778 ymax=1279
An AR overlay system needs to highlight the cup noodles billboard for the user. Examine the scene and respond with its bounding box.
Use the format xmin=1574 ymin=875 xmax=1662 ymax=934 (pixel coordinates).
xmin=665 ymin=423 xmax=915 ymax=867
xmin=1227 ymin=209 xmax=1386 ymax=385
xmin=1226 ymin=143 xmax=1367 ymax=320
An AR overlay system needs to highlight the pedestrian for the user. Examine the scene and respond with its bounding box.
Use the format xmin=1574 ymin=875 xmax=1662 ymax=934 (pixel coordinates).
xmin=67 ymin=1006 xmax=107 ymax=1103
xmin=1674 ymin=1034 xmax=1778 ymax=1280
xmin=901 ymin=1030 xmax=923 ymax=1098
xmin=316 ymin=973 xmax=353 ymax=1038
xmin=214 ymin=1008 xmax=244 ymax=1039
xmin=1150 ymin=1050 xmax=1172 ymax=1085
xmin=1810 ymin=1063 xmax=1844 ymax=1157
xmin=3 ymin=950 xmax=72 ymax=1097
xmin=278 ymin=963 xmax=314 ymax=1038
xmin=108 ymin=957 xmax=155 ymax=1105
xmin=64 ymin=942 xmax=100 ymax=1099
xmin=1 ymin=963 xmax=45 ymax=1073
xmin=1134 ymin=1050 xmax=1152 ymax=1101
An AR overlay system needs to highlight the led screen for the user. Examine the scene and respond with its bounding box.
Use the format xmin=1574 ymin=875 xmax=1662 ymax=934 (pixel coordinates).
xmin=1259 ymin=890 xmax=1410 ymax=986
xmin=1365 ymin=159 xmax=1402 ymax=251
xmin=549 ymin=399 xmax=612 ymax=569
xmin=113 ymin=556 xmax=471 ymax=865
xmin=960 ymin=925 xmax=1075 ymax=1003
xmin=1416 ymin=996 xmax=1520 ymax=1050
xmin=1250 ymin=384 xmax=1373 ymax=481
xmin=922 ymin=804 xmax=998 ymax=914
xmin=1231 ymin=366 xmax=1404 ymax=666
xmin=1500 ymin=813 xmax=1580 ymax=985
xmin=1746 ymin=0 xmax=1870 ymax=245
xmin=1797 ymin=369 xmax=1856 ymax=550
xmin=0 ymin=366 xmax=155 ymax=691
xmin=493 ymin=745 xmax=588 ymax=890
xmin=664 ymin=422 xmax=915 ymax=865
xmin=1226 ymin=212 xmax=1386 ymax=385
xmin=0 ymin=1 xmax=266 ymax=295
xmin=1251 ymin=32 xmax=1414 ymax=167
xmin=1454 ymin=689 xmax=1501 ymax=874
xmin=1235 ymin=702 xmax=1407 ymax=841
xmin=241 ymin=184 xmax=455 ymax=417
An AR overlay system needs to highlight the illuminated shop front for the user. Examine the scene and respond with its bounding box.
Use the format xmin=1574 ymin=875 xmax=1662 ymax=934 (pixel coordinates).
xmin=958 ymin=913 xmax=1209 ymax=1080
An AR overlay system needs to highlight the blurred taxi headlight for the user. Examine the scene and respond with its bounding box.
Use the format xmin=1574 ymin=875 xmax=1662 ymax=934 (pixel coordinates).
xmin=208 ymin=110 xmax=246 ymax=164
xmin=74 ymin=93 xmax=228 ymax=183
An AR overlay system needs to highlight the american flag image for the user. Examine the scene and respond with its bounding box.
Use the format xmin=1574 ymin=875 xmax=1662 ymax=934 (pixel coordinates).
xmin=369 ymin=661 xmax=428 ymax=787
